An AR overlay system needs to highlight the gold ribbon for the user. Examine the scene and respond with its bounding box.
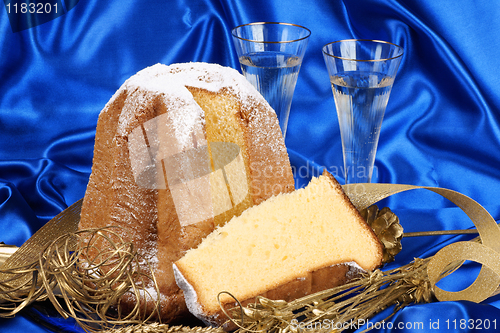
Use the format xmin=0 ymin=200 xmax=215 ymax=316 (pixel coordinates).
xmin=2 ymin=183 xmax=499 ymax=309
xmin=343 ymin=183 xmax=500 ymax=303
xmin=0 ymin=199 xmax=83 ymax=281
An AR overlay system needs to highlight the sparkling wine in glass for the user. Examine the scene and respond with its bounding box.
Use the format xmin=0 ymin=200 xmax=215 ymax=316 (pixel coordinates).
xmin=232 ymin=22 xmax=310 ymax=139
xmin=323 ymin=39 xmax=403 ymax=184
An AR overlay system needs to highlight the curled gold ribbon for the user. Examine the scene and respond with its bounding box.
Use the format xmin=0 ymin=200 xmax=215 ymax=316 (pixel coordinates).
xmin=1 ymin=182 xmax=499 ymax=323
xmin=343 ymin=183 xmax=500 ymax=303
xmin=0 ymin=199 xmax=83 ymax=293
xmin=0 ymin=199 xmax=83 ymax=274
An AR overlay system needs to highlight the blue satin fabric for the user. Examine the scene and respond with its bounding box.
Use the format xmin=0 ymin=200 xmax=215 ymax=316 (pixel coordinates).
xmin=1 ymin=0 xmax=500 ymax=332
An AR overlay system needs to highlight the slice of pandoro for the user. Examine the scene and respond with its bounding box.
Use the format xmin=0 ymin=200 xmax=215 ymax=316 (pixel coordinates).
xmin=173 ymin=170 xmax=383 ymax=327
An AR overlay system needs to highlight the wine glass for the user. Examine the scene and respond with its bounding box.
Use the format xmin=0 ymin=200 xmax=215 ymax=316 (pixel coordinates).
xmin=323 ymin=39 xmax=403 ymax=184
xmin=232 ymin=22 xmax=311 ymax=139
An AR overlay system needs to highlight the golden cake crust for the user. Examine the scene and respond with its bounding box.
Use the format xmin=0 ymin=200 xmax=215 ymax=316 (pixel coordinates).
xmin=174 ymin=261 xmax=365 ymax=329
xmin=173 ymin=171 xmax=383 ymax=328
xmin=78 ymin=63 xmax=295 ymax=322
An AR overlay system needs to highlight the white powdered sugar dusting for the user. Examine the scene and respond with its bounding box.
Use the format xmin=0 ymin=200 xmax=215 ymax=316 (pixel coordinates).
xmin=104 ymin=62 xmax=282 ymax=154
xmin=112 ymin=62 xmax=277 ymax=150
xmin=127 ymin=62 xmax=266 ymax=107
xmin=117 ymin=64 xmax=205 ymax=149
xmin=165 ymin=62 xmax=257 ymax=97
xmin=91 ymin=62 xmax=290 ymax=321
xmin=172 ymin=263 xmax=220 ymax=327
xmin=343 ymin=261 xmax=366 ymax=280
xmin=163 ymin=63 xmax=287 ymax=163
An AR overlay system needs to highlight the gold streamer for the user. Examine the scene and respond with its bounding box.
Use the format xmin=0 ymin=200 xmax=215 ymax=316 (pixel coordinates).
xmin=223 ymin=257 xmax=434 ymax=333
xmin=0 ymin=243 xmax=17 ymax=268
xmin=343 ymin=183 xmax=500 ymax=303
xmin=0 ymin=199 xmax=83 ymax=318
xmin=0 ymin=182 xmax=499 ymax=332
xmin=0 ymin=199 xmax=82 ymax=274
xmin=99 ymin=323 xmax=224 ymax=333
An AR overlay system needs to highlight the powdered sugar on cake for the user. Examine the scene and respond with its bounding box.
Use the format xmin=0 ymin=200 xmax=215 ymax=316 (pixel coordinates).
xmin=115 ymin=62 xmax=288 ymax=186
xmin=127 ymin=62 xmax=265 ymax=108
xmin=172 ymin=263 xmax=221 ymax=327
xmin=80 ymin=61 xmax=295 ymax=323
xmin=118 ymin=64 xmax=205 ymax=150
xmin=110 ymin=62 xmax=281 ymax=153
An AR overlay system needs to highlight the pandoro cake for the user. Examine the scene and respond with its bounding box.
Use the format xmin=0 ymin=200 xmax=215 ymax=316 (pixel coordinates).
xmin=78 ymin=62 xmax=295 ymax=322
xmin=173 ymin=171 xmax=384 ymax=328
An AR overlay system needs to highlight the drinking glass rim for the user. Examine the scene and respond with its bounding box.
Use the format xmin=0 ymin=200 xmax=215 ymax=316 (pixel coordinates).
xmin=231 ymin=22 xmax=311 ymax=44
xmin=322 ymin=39 xmax=404 ymax=62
